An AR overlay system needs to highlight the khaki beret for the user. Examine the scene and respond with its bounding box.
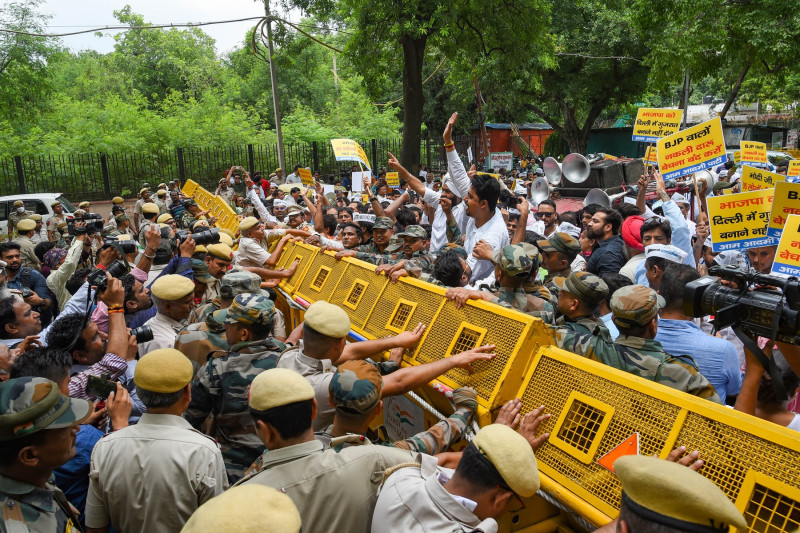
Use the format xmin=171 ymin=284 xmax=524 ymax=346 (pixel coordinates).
xmin=181 ymin=485 xmax=301 ymax=533
xmin=142 ymin=203 xmax=159 ymax=215
xmin=218 ymin=232 xmax=234 ymax=247
xmin=157 ymin=213 xmax=174 ymax=224
xmin=249 ymin=368 xmax=314 ymax=411
xmin=12 ymin=200 xmax=23 ymax=207
xmin=239 ymin=216 xmax=260 ymax=232
xmin=16 ymin=219 xmax=36 ymax=231
xmin=140 ymin=187 xmax=150 ymax=195
xmin=219 ymin=228 xmax=236 ymax=239
xmin=112 ymin=196 xmax=125 ymax=204
xmin=134 ymin=349 xmax=193 ymax=393
xmin=150 ymin=274 xmax=194 ymax=300
xmin=192 ymin=220 xmax=210 ymax=231
xmin=156 ymin=189 xmax=167 ymax=196
xmin=615 ymin=455 xmax=747 ymax=531
xmin=472 ymin=424 xmax=540 ymax=497
xmin=115 ymin=233 xmax=133 ymax=241
xmin=207 ymin=243 xmax=234 ymax=262
xmin=194 ymin=245 xmax=208 ymax=254
xmin=304 ymin=301 xmax=350 ymax=338
xmin=50 ymin=200 xmax=61 ymax=208
xmin=79 ymin=201 xmax=90 ymax=208
xmin=28 ymin=214 xmax=42 ymax=222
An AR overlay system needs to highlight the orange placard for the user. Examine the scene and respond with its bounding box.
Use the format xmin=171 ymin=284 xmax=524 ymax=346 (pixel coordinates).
xmin=597 ymin=433 xmax=639 ymax=473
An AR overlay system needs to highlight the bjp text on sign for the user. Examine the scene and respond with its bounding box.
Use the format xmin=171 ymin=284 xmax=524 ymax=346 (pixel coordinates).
xmin=632 ymin=108 xmax=683 ymax=142
xmin=739 ymin=165 xmax=786 ymax=192
xmin=788 ymin=161 xmax=800 ymax=177
xmin=385 ymin=172 xmax=400 ymax=187
xmin=298 ymin=168 xmax=313 ymax=185
xmin=656 ymin=117 xmax=726 ymax=180
xmin=330 ymin=139 xmax=371 ymax=169
xmin=771 ymin=214 xmax=800 ymax=278
xmin=643 ymin=145 xmax=658 ymax=165
xmin=707 ymin=189 xmax=774 ymax=252
xmin=740 ymin=141 xmax=768 ymax=167
xmin=767 ymin=181 xmax=800 ymax=240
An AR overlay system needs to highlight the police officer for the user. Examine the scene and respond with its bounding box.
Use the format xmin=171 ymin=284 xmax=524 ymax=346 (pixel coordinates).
xmin=8 ymin=200 xmax=32 ymax=241
xmin=553 ymin=271 xmax=608 ymax=334
xmin=200 ymin=243 xmax=235 ymax=304
xmin=138 ymin=275 xmax=195 ymax=355
xmin=13 ymin=219 xmax=41 ymax=270
xmin=138 ymin=202 xmax=160 ymax=245
xmin=0 ymin=377 xmax=92 ymax=532
xmin=182 ymin=485 xmax=300 ymax=533
xmin=155 ymin=189 xmax=168 ymax=215
xmin=185 ymin=293 xmax=286 ymax=482
xmin=133 ymin=187 xmax=150 ymax=229
xmin=47 ymin=200 xmax=68 ymax=243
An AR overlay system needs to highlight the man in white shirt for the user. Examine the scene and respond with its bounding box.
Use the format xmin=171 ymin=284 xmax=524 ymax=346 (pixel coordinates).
xmin=285 ymin=165 xmax=303 ymax=184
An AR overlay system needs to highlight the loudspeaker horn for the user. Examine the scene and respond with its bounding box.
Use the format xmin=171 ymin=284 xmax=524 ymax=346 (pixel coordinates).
xmin=562 ymin=153 xmax=591 ymax=184
xmin=583 ymin=188 xmax=629 ymax=208
xmin=529 ymin=177 xmax=553 ymax=205
xmin=542 ymin=157 xmax=562 ymax=186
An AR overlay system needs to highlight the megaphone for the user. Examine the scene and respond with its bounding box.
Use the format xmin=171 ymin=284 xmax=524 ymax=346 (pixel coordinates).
xmin=694 ymin=169 xmax=715 ymax=190
xmin=584 ymin=188 xmax=629 ymax=208
xmin=562 ymin=153 xmax=591 ymax=184
xmin=542 ymin=157 xmax=563 ymax=186
xmin=530 ymin=177 xmax=553 ymax=205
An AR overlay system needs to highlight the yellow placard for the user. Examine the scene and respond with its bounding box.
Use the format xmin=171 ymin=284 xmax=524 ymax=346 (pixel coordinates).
xmin=330 ymin=139 xmax=371 ymax=170
xmin=632 ymin=108 xmax=683 ymax=142
xmin=771 ymin=214 xmax=800 ymax=278
xmin=767 ymin=181 xmax=800 ymax=240
xmin=788 ymin=160 xmax=800 ymax=177
xmin=643 ymin=145 xmax=658 ymax=165
xmin=657 ymin=117 xmax=726 ymax=180
xmin=733 ymin=150 xmax=741 ymax=164
xmin=707 ymin=188 xmax=775 ymax=252
xmin=740 ymin=141 xmax=768 ymax=167
xmin=298 ymin=168 xmax=313 ymax=185
xmin=739 ymin=165 xmax=786 ymax=192
xmin=386 ymin=172 xmax=400 ymax=187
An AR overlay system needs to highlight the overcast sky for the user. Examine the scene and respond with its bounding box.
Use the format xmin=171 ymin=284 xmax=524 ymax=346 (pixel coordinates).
xmin=37 ymin=0 xmax=292 ymax=56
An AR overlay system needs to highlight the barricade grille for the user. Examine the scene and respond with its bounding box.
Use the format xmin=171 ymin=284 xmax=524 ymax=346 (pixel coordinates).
xmin=311 ymin=267 xmax=330 ymax=290
xmin=362 ymin=279 xmax=442 ymax=339
xmin=295 ymin=253 xmax=344 ymax=304
xmin=744 ymin=484 xmax=800 ymax=532
xmin=557 ymin=400 xmax=605 ymax=456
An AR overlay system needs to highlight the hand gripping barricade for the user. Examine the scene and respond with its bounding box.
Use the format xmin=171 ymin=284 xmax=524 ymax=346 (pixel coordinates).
xmin=181 ymin=179 xmax=240 ymax=235
xmin=265 ymin=228 xmax=800 ymax=533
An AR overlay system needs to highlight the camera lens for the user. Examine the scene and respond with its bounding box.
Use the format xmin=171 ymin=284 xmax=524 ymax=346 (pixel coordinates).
xmin=130 ymin=325 xmax=154 ymax=344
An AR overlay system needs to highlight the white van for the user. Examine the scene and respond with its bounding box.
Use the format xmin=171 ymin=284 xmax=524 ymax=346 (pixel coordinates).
xmin=0 ymin=193 xmax=76 ymax=239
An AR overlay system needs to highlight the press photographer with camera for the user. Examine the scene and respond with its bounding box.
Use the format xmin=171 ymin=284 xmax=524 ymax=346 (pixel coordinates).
xmin=0 ymin=242 xmax=51 ymax=322
xmin=46 ymin=220 xmax=92 ymax=313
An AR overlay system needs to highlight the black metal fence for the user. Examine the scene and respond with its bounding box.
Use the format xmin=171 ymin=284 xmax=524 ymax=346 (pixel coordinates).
xmin=0 ymin=136 xmax=478 ymax=201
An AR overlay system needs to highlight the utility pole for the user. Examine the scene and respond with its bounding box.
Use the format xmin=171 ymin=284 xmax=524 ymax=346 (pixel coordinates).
xmin=264 ymin=0 xmax=286 ymax=172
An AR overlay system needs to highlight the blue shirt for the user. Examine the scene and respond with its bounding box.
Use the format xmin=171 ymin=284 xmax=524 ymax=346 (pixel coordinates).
xmin=7 ymin=268 xmax=50 ymax=306
xmin=600 ymin=312 xmax=620 ymax=340
xmin=54 ymin=424 xmax=104 ymax=526
xmin=586 ymin=235 xmax=626 ymax=276
xmin=655 ymin=318 xmax=743 ymax=403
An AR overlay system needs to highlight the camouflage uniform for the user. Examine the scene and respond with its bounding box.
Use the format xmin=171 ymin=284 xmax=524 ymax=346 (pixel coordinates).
xmin=551 ymin=285 xmax=721 ymax=403
xmin=189 ymin=270 xmax=263 ymax=325
xmin=0 ymin=377 xmax=91 ymax=532
xmin=488 ymin=243 xmax=555 ymax=324
xmin=539 ymin=232 xmax=582 ymax=301
xmin=184 ymin=294 xmax=285 ymax=482
xmin=492 ymin=286 xmax=555 ymax=324
xmin=175 ymin=314 xmax=230 ymax=373
xmin=552 ymin=271 xmax=608 ymax=334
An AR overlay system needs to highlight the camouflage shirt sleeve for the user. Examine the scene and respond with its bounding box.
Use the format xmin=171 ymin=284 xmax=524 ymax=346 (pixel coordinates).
xmin=446 ymin=215 xmax=461 ymax=244
xmin=184 ymin=360 xmax=220 ymax=428
xmin=391 ymin=407 xmax=473 ymax=455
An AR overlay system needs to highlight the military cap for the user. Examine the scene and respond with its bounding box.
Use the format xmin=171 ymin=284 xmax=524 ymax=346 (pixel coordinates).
xmin=214 ymin=293 xmax=275 ymax=327
xmin=712 ymin=181 xmax=733 ymax=194
xmin=0 ymin=377 xmax=92 ymax=441
xmin=28 ymin=214 xmax=42 ymax=222
xmin=615 ymin=455 xmax=747 ymax=532
xmin=373 ymin=216 xmax=394 ymax=230
xmin=206 ymin=243 xmax=234 ymax=262
xmin=191 ymin=259 xmax=216 ymax=284
xmin=142 ymin=203 xmax=159 ymax=215
xmin=12 ymin=200 xmax=23 ymax=207
xmin=114 ymin=215 xmax=129 ymax=225
xmin=218 ymin=232 xmax=234 ymax=247
xmin=151 ymin=274 xmax=194 ymax=300
xmin=139 ymin=187 xmax=150 ymax=195
xmin=51 ymin=200 xmax=61 ymax=208
xmin=438 ymin=243 xmax=468 ymax=259
xmin=142 ymin=182 xmax=151 ymax=188
xmin=286 ymin=205 xmax=304 ymax=216
xmin=395 ymin=225 xmax=427 ymax=239
xmin=220 ymin=270 xmax=262 ymax=300
xmin=249 ymin=368 xmax=314 ymax=411
xmin=492 ymin=243 xmax=534 ymax=279
xmin=183 ymin=198 xmax=198 ymax=208
xmin=304 ymin=301 xmax=350 ymax=338
xmin=537 ymin=232 xmax=581 ymax=259
xmin=16 ymin=219 xmax=36 ymax=232
xmin=111 ymin=204 xmax=125 ymax=214
xmin=181 ymin=485 xmax=301 ymax=533
xmin=383 ymin=235 xmax=402 ymax=253
xmin=112 ymin=196 xmax=125 ymax=204
xmin=157 ymin=213 xmax=174 ymax=224
xmin=239 ymin=216 xmax=260 ymax=232
xmin=134 ymin=349 xmax=193 ymax=393
xmin=611 ymin=284 xmax=665 ymax=328
xmin=79 ymin=201 xmax=90 ymax=208
xmin=329 ymin=361 xmax=382 ymax=414
xmin=553 ymin=272 xmax=608 ymax=307
xmin=156 ymin=189 xmax=167 ymax=197
xmin=472 ymin=424 xmax=540 ymax=497
xmin=645 ymin=243 xmax=688 ymax=264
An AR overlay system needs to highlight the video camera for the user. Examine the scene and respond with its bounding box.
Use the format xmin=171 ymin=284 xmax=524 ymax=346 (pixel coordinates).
xmin=683 ymin=265 xmax=800 ymax=345
xmin=175 ymin=228 xmax=220 ymax=246
xmin=86 ymin=260 xmax=127 ymax=293
xmin=67 ymin=213 xmax=104 ymax=235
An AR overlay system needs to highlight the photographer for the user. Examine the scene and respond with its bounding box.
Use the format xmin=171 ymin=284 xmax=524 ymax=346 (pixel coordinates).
xmin=46 ymin=221 xmax=90 ymax=313
xmin=0 ymin=242 xmax=52 ymax=320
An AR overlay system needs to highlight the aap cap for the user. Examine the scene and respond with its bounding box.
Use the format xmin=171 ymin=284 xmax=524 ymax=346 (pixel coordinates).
xmin=492 ymin=243 xmax=535 ymax=279
xmin=712 ymin=250 xmax=746 ymax=270
xmin=214 ymin=293 xmax=274 ymax=328
xmin=191 ymin=259 xmax=216 ymax=284
xmin=645 ymin=244 xmax=688 ymax=264
xmin=304 ymin=301 xmax=350 ymax=338
xmin=181 ymin=484 xmax=301 ymax=533
xmin=353 ymin=213 xmax=376 ymax=224
xmin=249 ymin=368 xmax=314 ymax=411
xmin=239 ymin=216 xmax=260 ymax=233
xmin=273 ymin=199 xmax=289 ymax=209
xmin=142 ymin=203 xmax=159 ymax=215
xmin=206 ymin=243 xmax=234 ymax=262
xmin=556 ymin=221 xmax=581 ymax=239
xmin=537 ymin=232 xmax=581 ymax=259
xmin=157 ymin=213 xmax=174 ymax=224
xmin=703 ymin=235 xmax=713 ymax=248
xmin=220 ymin=270 xmax=262 ymax=299
xmin=611 ymin=285 xmax=665 ymax=328
xmin=395 ymin=225 xmax=427 ymax=240
xmin=472 ymin=424 xmax=540 ymax=497
xmin=0 ymin=377 xmax=92 ymax=441
xmin=670 ymin=192 xmax=689 ymax=205
xmin=135 ymin=349 xmax=193 ymax=393
xmin=615 ymin=455 xmax=747 ymax=532
xmin=553 ymin=271 xmax=608 ymax=307
xmin=621 ymin=215 xmax=645 ymax=252
xmin=329 ymin=361 xmax=382 ymax=414
xmin=16 ymin=219 xmax=36 ymax=232
xmin=151 ymin=274 xmax=195 ymax=301
xmin=112 ymin=196 xmax=125 ymax=204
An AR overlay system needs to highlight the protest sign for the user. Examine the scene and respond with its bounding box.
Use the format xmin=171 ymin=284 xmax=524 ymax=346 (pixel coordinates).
xmin=771 ymin=214 xmax=800 ymax=278
xmin=350 ymin=171 xmax=364 ymax=192
xmin=656 ymin=117 xmax=726 ymax=180
xmin=707 ymin=189 xmax=774 ymax=252
xmin=298 ymin=168 xmax=313 ymax=185
xmin=767 ymin=181 xmax=800 ymax=239
xmin=330 ymin=139 xmax=371 ymax=169
xmin=733 ymin=151 xmax=741 ymax=164
xmin=643 ymin=145 xmax=658 ymax=165
xmin=467 ymin=146 xmax=474 ymax=164
xmin=386 ymin=172 xmax=400 ymax=187
xmin=788 ymin=161 xmax=800 ymax=177
xmin=739 ymin=165 xmax=786 ymax=192
xmin=323 ymin=184 xmax=334 ymax=197
xmin=632 ymin=108 xmax=683 ymax=142
xmin=740 ymin=141 xmax=768 ymax=167
xmin=487 ymin=152 xmax=513 ymax=171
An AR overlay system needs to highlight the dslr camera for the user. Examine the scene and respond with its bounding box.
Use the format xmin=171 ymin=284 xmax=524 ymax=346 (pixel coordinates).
xmin=67 ymin=213 xmax=104 ymax=235
xmin=86 ymin=260 xmax=128 ymax=293
xmin=175 ymin=228 xmax=220 ymax=246
xmin=102 ymin=236 xmax=137 ymax=255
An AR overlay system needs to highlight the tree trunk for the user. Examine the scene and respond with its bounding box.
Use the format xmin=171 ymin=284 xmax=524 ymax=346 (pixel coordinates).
xmin=719 ymin=62 xmax=752 ymax=120
xmin=399 ymin=35 xmax=427 ymax=174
